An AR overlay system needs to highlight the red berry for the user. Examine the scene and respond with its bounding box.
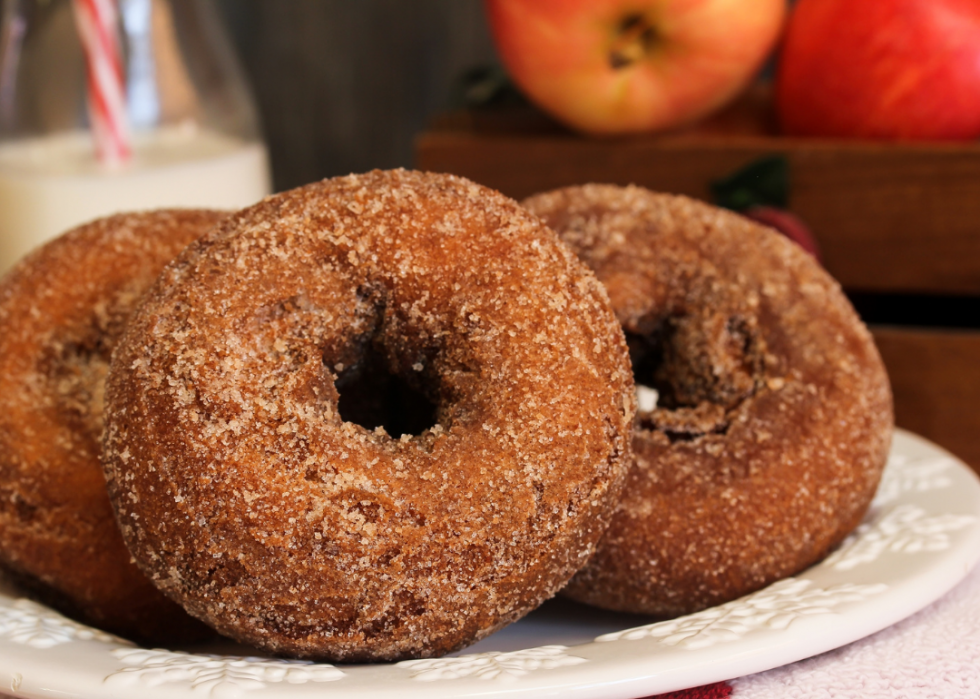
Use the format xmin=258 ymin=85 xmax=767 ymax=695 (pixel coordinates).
xmin=744 ymin=206 xmax=820 ymax=261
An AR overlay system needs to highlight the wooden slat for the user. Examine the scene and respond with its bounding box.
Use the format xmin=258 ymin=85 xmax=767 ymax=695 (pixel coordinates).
xmin=416 ymin=109 xmax=980 ymax=295
xmin=871 ymin=326 xmax=980 ymax=475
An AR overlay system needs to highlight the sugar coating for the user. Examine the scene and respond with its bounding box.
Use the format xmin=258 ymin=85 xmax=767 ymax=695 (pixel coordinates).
xmin=102 ymin=170 xmax=635 ymax=662
xmin=0 ymin=210 xmax=223 ymax=642
xmin=524 ymin=185 xmax=894 ymax=617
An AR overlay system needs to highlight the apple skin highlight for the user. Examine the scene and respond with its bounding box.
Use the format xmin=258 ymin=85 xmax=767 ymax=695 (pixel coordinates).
xmin=776 ymin=0 xmax=980 ymax=141
xmin=485 ymin=0 xmax=786 ymax=136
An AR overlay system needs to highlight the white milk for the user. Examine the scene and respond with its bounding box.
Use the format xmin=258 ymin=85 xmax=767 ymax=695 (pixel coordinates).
xmin=0 ymin=125 xmax=272 ymax=273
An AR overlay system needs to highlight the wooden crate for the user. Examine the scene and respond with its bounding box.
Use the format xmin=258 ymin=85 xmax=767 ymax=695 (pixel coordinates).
xmin=415 ymin=90 xmax=980 ymax=472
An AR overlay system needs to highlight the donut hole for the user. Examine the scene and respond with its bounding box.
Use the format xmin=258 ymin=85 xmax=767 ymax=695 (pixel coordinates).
xmin=627 ymin=312 xmax=763 ymax=441
xmin=332 ymin=342 xmax=438 ymax=438
xmin=41 ymin=286 xmax=143 ymax=441
xmin=626 ymin=327 xmax=668 ymax=405
xmin=42 ymin=335 xmax=112 ymax=440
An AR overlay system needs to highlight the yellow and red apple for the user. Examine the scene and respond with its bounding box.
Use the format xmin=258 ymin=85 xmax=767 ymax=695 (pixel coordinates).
xmin=485 ymin=0 xmax=786 ymax=136
xmin=776 ymin=0 xmax=980 ymax=141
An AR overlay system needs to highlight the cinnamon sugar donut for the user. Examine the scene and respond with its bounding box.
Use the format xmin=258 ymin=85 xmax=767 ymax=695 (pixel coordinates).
xmin=102 ymin=169 xmax=635 ymax=661
xmin=523 ymin=185 xmax=893 ymax=616
xmin=0 ymin=210 xmax=224 ymax=642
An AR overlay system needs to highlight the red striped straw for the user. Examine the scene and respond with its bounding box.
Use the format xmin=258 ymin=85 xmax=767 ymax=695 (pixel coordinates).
xmin=72 ymin=0 xmax=130 ymax=166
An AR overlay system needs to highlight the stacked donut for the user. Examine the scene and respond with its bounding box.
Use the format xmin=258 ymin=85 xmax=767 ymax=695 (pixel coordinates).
xmin=523 ymin=185 xmax=893 ymax=617
xmin=0 ymin=170 xmax=891 ymax=662
xmin=0 ymin=210 xmax=223 ymax=643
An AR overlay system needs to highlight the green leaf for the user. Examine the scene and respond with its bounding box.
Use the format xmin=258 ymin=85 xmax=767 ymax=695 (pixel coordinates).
xmin=450 ymin=65 xmax=528 ymax=110
xmin=710 ymin=155 xmax=789 ymax=212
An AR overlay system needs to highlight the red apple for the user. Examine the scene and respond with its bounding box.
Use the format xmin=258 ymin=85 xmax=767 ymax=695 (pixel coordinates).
xmin=776 ymin=0 xmax=980 ymax=140
xmin=484 ymin=0 xmax=786 ymax=136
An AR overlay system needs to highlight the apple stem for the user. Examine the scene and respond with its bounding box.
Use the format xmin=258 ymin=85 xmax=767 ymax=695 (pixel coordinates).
xmin=610 ymin=14 xmax=656 ymax=69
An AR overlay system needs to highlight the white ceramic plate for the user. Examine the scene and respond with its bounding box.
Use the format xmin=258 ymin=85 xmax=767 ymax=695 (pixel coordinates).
xmin=2 ymin=429 xmax=979 ymax=699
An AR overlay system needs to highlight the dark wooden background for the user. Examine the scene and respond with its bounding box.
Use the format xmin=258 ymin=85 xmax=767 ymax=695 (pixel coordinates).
xmin=215 ymin=0 xmax=498 ymax=191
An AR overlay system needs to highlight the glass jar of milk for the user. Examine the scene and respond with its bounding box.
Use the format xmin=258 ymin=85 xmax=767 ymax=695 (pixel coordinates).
xmin=0 ymin=0 xmax=272 ymax=272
